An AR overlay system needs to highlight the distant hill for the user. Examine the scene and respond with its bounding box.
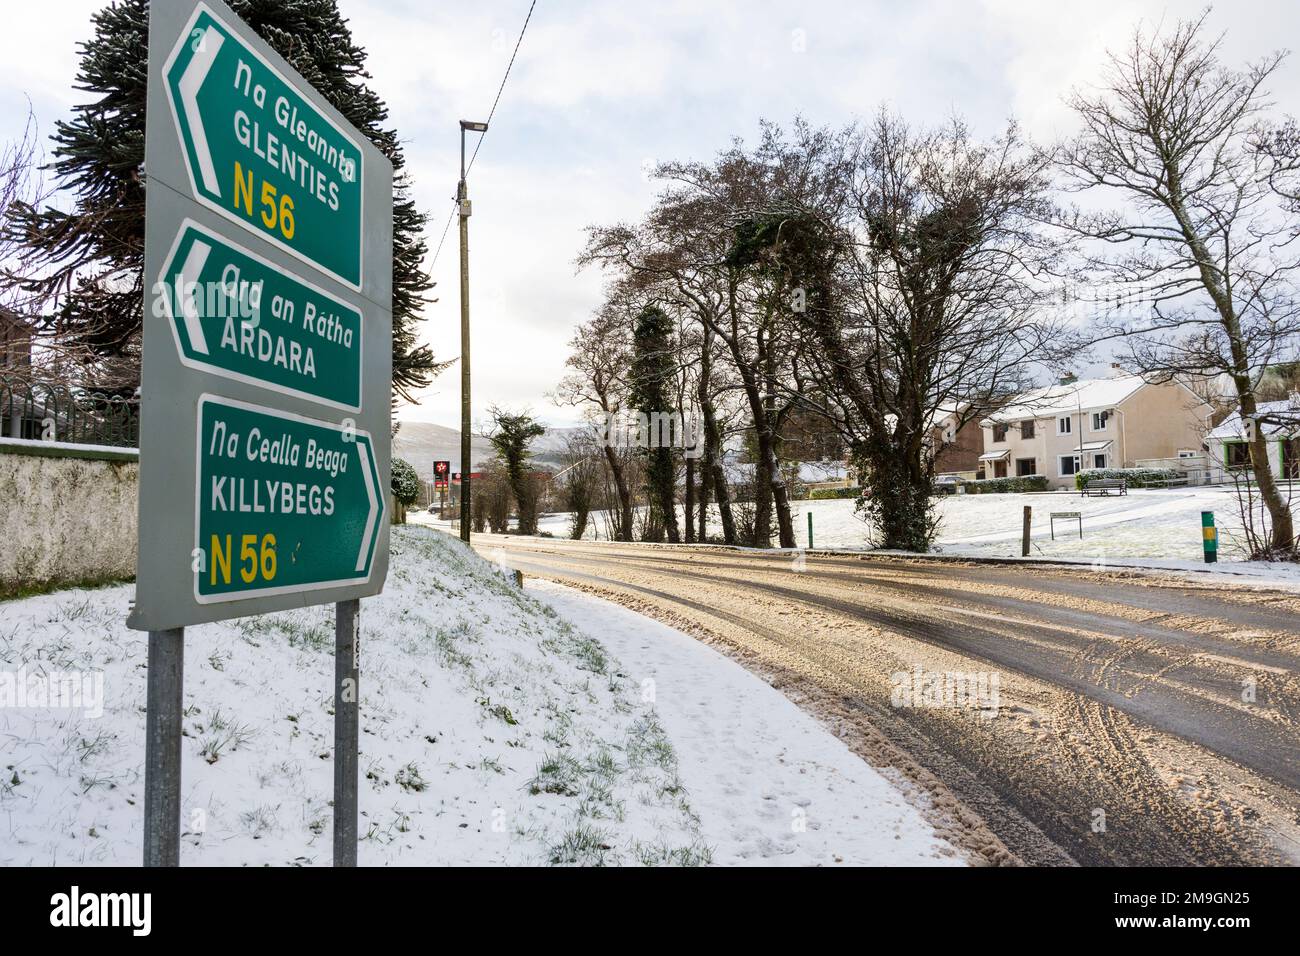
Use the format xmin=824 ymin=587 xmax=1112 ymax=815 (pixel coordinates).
xmin=392 ymin=421 xmax=583 ymax=480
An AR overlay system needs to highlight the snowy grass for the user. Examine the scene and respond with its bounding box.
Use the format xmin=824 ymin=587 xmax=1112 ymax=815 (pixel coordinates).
xmin=531 ymin=581 xmax=964 ymax=866
xmin=0 ymin=526 xmax=710 ymax=866
xmin=515 ymin=486 xmax=1300 ymax=579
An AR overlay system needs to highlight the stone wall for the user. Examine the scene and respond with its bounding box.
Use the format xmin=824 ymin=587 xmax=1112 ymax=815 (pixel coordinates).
xmin=0 ymin=440 xmax=138 ymax=596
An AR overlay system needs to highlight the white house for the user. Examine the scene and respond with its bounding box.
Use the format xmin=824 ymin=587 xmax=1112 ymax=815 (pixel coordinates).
xmin=979 ymin=373 xmax=1214 ymax=489
xmin=1205 ymin=399 xmax=1300 ymax=482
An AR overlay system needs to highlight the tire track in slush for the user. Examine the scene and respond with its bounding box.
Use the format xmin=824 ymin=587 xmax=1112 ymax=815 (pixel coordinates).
xmin=503 ymin=544 xmax=1300 ymax=791
xmin=491 ymin=542 xmax=1291 ymax=865
xmin=501 ymin=556 xmax=1058 ymax=865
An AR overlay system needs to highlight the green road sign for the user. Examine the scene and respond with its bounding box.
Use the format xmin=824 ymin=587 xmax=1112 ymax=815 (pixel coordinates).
xmin=133 ymin=0 xmax=393 ymax=632
xmin=163 ymin=2 xmax=365 ymax=288
xmin=159 ymin=220 xmax=363 ymax=411
xmin=195 ymin=394 xmax=384 ymax=602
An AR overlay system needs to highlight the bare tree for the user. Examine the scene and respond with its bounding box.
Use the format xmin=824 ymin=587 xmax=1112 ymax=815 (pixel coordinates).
xmin=792 ymin=112 xmax=1061 ymax=550
xmin=1 ymin=107 xmax=52 ymax=376
xmin=1060 ymin=12 xmax=1299 ymax=556
xmin=473 ymin=460 xmax=512 ymax=534
xmin=556 ymin=430 xmax=601 ymax=540
xmin=583 ymin=123 xmax=845 ymax=548
xmin=1257 ymin=117 xmax=1300 ymax=219
xmin=554 ymin=292 xmax=637 ymax=540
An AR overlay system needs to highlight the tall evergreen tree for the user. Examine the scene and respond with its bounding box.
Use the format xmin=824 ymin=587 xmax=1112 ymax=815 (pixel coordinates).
xmin=6 ymin=0 xmax=442 ymax=398
xmin=630 ymin=304 xmax=680 ymax=543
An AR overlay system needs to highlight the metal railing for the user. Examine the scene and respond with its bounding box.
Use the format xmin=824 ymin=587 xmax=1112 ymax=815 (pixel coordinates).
xmin=0 ymin=372 xmax=139 ymax=449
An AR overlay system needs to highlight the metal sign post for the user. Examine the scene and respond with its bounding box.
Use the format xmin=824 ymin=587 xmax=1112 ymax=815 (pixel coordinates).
xmin=135 ymin=0 xmax=392 ymax=867
xmin=434 ymin=459 xmax=449 ymax=514
xmin=1049 ymin=511 xmax=1083 ymax=541
xmin=143 ymin=628 xmax=184 ymax=867
xmin=333 ymin=599 xmax=360 ymax=866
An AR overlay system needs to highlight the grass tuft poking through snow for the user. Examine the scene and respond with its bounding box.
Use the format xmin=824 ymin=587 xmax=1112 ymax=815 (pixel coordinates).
xmin=0 ymin=526 xmax=708 ymax=866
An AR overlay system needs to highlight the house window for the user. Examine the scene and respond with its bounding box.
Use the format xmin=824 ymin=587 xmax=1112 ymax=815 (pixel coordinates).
xmin=1058 ymin=416 xmax=1072 ymax=435
xmin=1021 ymin=420 xmax=1035 ymax=439
xmin=1177 ymin=449 xmax=1198 ymax=459
xmin=1091 ymin=411 xmax=1110 ymax=431
xmin=1225 ymin=441 xmax=1252 ymax=470
xmin=1059 ymin=455 xmax=1081 ymax=476
xmin=1015 ymin=457 xmax=1036 ymax=477
xmin=992 ymin=423 xmax=1008 ymax=443
xmin=1093 ymin=453 xmax=1107 ymax=469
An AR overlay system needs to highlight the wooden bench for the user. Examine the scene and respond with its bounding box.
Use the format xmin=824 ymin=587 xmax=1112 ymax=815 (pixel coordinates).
xmin=1081 ymin=477 xmax=1127 ymax=496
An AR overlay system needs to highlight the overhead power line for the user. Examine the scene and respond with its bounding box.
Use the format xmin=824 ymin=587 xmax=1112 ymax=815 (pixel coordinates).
xmin=429 ymin=0 xmax=537 ymax=272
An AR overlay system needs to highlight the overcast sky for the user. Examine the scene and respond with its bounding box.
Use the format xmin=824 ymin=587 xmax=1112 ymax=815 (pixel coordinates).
xmin=2 ymin=1 xmax=1298 ymax=427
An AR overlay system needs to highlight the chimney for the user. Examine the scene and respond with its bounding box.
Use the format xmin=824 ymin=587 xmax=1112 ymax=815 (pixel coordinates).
xmin=1109 ymin=362 xmax=1126 ymax=379
xmin=1058 ymin=371 xmax=1078 ymax=386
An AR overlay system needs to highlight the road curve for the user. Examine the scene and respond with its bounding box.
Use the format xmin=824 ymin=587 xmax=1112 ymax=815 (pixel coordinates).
xmin=470 ymin=533 xmax=1300 ymax=866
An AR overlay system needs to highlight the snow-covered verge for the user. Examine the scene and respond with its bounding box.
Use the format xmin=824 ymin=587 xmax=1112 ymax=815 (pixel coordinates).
xmin=530 ymin=581 xmax=962 ymax=866
xmin=0 ymin=525 xmax=959 ymax=866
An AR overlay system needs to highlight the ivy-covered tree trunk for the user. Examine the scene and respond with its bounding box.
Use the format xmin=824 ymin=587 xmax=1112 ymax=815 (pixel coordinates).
xmin=852 ymin=424 xmax=937 ymax=552
xmin=8 ymin=0 xmax=442 ymax=398
xmin=698 ymin=327 xmax=735 ymax=544
xmin=630 ymin=306 xmax=680 ymax=544
xmin=485 ymin=407 xmax=545 ymax=536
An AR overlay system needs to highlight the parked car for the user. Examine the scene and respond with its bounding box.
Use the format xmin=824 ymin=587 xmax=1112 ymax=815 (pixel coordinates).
xmin=933 ymin=474 xmax=962 ymax=495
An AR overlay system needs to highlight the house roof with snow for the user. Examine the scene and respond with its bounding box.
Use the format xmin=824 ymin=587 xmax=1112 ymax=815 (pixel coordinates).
xmin=983 ymin=375 xmax=1149 ymax=424
xmin=724 ymin=460 xmax=849 ymax=484
xmin=798 ymin=460 xmax=848 ymax=483
xmin=1207 ymin=399 xmax=1300 ymax=440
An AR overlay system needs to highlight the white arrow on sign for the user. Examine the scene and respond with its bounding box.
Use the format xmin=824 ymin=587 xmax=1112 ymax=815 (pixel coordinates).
xmin=355 ymin=441 xmax=380 ymax=573
xmin=162 ymin=237 xmax=213 ymax=356
xmin=178 ymin=25 xmax=224 ymax=197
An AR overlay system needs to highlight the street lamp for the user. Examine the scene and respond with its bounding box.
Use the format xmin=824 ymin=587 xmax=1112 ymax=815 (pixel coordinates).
xmin=458 ymin=119 xmax=488 ymax=544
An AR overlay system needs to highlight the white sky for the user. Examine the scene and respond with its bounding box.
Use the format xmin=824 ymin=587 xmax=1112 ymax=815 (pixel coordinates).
xmin=2 ymin=1 xmax=1297 ymax=427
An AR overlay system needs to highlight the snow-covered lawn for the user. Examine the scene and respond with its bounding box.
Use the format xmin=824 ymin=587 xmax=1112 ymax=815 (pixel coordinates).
xmin=0 ymin=525 xmax=959 ymax=866
xmin=523 ymin=485 xmax=1300 ymax=581
xmin=801 ymin=486 xmax=1264 ymax=559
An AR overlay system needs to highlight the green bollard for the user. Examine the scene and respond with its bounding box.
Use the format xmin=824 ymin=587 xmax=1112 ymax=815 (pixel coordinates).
xmin=1202 ymin=511 xmax=1218 ymax=564
xmin=807 ymin=512 xmax=813 ymax=550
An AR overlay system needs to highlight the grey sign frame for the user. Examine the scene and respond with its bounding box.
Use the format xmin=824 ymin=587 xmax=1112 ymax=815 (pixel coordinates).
xmin=130 ymin=0 xmax=393 ymax=633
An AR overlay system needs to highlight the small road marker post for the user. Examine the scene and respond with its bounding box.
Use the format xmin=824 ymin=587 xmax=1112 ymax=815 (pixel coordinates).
xmin=807 ymin=512 xmax=814 ymax=550
xmin=1202 ymin=511 xmax=1218 ymax=563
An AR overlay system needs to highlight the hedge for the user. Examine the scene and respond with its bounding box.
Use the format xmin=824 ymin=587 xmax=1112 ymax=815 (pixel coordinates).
xmin=809 ymin=486 xmax=863 ymax=500
xmin=1073 ymin=467 xmax=1180 ymax=490
xmin=961 ymin=475 xmax=1050 ymax=494
xmin=391 ymin=457 xmax=421 ymax=505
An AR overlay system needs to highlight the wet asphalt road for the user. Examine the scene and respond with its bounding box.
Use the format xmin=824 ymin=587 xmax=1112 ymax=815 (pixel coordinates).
xmin=471 ymin=534 xmax=1300 ymax=866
